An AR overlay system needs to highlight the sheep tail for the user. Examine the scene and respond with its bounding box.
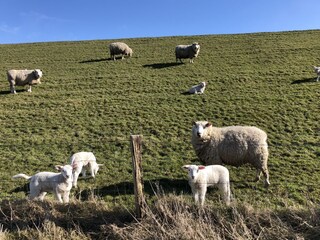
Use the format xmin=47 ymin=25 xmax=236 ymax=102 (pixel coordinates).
xmin=12 ymin=174 xmax=32 ymax=180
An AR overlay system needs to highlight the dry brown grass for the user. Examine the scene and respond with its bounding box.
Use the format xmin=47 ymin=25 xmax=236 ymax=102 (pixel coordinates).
xmin=108 ymin=194 xmax=320 ymax=240
xmin=2 ymin=194 xmax=318 ymax=239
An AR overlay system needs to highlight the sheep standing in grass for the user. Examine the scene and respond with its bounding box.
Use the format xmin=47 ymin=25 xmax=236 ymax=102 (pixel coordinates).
xmin=191 ymin=121 xmax=270 ymax=187
xmin=182 ymin=164 xmax=231 ymax=206
xmin=109 ymin=42 xmax=133 ymax=60
xmin=7 ymin=69 xmax=43 ymax=94
xmin=70 ymin=152 xmax=103 ymax=188
xmin=12 ymin=165 xmax=73 ymax=203
xmin=175 ymin=42 xmax=200 ymax=63
xmin=183 ymin=82 xmax=207 ymax=94
xmin=313 ymin=66 xmax=320 ymax=81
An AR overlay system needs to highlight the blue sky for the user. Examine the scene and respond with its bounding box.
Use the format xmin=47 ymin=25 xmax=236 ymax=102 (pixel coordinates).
xmin=1 ymin=0 xmax=319 ymax=44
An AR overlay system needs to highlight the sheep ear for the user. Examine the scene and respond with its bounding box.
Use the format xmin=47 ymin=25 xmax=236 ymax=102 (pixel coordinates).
xmin=182 ymin=165 xmax=190 ymax=170
xmin=198 ymin=166 xmax=206 ymax=170
xmin=192 ymin=121 xmax=196 ymax=126
xmin=55 ymin=165 xmax=63 ymax=171
xmin=205 ymin=122 xmax=212 ymax=128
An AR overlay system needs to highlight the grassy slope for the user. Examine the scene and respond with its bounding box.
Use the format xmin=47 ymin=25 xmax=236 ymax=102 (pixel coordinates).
xmin=0 ymin=30 xmax=319 ymax=207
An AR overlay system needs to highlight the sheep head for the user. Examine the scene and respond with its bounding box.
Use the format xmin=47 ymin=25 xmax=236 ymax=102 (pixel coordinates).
xmin=192 ymin=121 xmax=212 ymax=140
xmin=182 ymin=164 xmax=206 ymax=181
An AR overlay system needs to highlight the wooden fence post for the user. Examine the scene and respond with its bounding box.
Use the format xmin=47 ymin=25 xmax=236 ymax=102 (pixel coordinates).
xmin=130 ymin=135 xmax=145 ymax=218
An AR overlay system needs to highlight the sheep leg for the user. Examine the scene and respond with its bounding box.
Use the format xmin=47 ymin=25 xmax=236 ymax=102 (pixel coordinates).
xmin=317 ymin=76 xmax=319 ymax=82
xmin=191 ymin=185 xmax=199 ymax=204
xmin=55 ymin=190 xmax=63 ymax=203
xmin=38 ymin=192 xmax=47 ymax=201
xmin=81 ymin=168 xmax=86 ymax=177
xmin=27 ymin=85 xmax=32 ymax=92
xmin=72 ymin=170 xmax=81 ymax=187
xmin=198 ymin=187 xmax=207 ymax=206
xmin=62 ymin=191 xmax=70 ymax=203
xmin=255 ymin=169 xmax=261 ymax=182
xmin=220 ymin=183 xmax=231 ymax=206
xmin=9 ymin=81 xmax=16 ymax=94
xmin=262 ymin=168 xmax=270 ymax=187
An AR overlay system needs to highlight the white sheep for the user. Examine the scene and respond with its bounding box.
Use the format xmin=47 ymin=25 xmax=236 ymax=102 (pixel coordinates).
xmin=313 ymin=66 xmax=320 ymax=81
xmin=109 ymin=42 xmax=133 ymax=60
xmin=182 ymin=164 xmax=231 ymax=206
xmin=175 ymin=42 xmax=200 ymax=63
xmin=191 ymin=121 xmax=270 ymax=187
xmin=183 ymin=82 xmax=207 ymax=94
xmin=7 ymin=69 xmax=43 ymax=94
xmin=12 ymin=165 xmax=73 ymax=203
xmin=70 ymin=152 xmax=103 ymax=188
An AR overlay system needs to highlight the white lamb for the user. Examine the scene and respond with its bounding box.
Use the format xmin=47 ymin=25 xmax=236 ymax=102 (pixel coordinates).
xmin=313 ymin=66 xmax=320 ymax=81
xmin=183 ymin=82 xmax=207 ymax=94
xmin=12 ymin=165 xmax=73 ymax=203
xmin=70 ymin=152 xmax=103 ymax=188
xmin=182 ymin=164 xmax=231 ymax=206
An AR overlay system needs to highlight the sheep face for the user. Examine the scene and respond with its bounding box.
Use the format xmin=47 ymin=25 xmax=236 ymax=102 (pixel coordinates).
xmin=56 ymin=165 xmax=73 ymax=181
xmin=92 ymin=163 xmax=103 ymax=176
xmin=192 ymin=43 xmax=200 ymax=52
xmin=192 ymin=121 xmax=212 ymax=138
xmin=33 ymin=69 xmax=43 ymax=79
xmin=313 ymin=66 xmax=320 ymax=74
xmin=182 ymin=165 xmax=205 ymax=181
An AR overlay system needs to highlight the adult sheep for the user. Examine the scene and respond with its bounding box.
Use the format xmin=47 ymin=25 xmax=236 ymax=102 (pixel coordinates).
xmin=7 ymin=69 xmax=43 ymax=94
xmin=175 ymin=42 xmax=200 ymax=63
xmin=191 ymin=121 xmax=270 ymax=187
xmin=109 ymin=42 xmax=133 ymax=60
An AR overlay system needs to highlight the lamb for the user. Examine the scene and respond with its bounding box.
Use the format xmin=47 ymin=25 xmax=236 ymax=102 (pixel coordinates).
xmin=313 ymin=66 xmax=320 ymax=81
xmin=7 ymin=69 xmax=43 ymax=94
xmin=191 ymin=121 xmax=270 ymax=187
xmin=70 ymin=152 xmax=103 ymax=188
xmin=12 ymin=165 xmax=73 ymax=203
xmin=175 ymin=42 xmax=200 ymax=63
xmin=182 ymin=164 xmax=231 ymax=206
xmin=183 ymin=82 xmax=207 ymax=94
xmin=109 ymin=42 xmax=133 ymax=60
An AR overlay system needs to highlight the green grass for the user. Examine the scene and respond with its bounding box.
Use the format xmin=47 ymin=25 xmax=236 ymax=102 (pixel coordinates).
xmin=0 ymin=30 xmax=319 ymax=208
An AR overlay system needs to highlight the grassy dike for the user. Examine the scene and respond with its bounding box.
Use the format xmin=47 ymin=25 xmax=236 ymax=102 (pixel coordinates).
xmin=0 ymin=30 xmax=319 ymax=238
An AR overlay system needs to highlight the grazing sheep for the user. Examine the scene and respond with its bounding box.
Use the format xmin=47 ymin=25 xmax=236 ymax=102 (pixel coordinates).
xmin=183 ymin=82 xmax=207 ymax=94
xmin=7 ymin=69 xmax=43 ymax=94
xmin=70 ymin=152 xmax=103 ymax=188
xmin=182 ymin=164 xmax=231 ymax=206
xmin=175 ymin=42 xmax=200 ymax=63
xmin=313 ymin=66 xmax=320 ymax=81
xmin=12 ymin=165 xmax=73 ymax=203
xmin=191 ymin=121 xmax=270 ymax=187
xmin=109 ymin=42 xmax=133 ymax=60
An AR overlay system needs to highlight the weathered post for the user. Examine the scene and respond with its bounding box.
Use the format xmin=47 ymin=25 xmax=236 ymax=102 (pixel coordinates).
xmin=130 ymin=135 xmax=145 ymax=218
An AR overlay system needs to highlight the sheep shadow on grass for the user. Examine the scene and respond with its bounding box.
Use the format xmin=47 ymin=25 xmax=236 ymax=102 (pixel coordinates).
xmin=0 ymin=89 xmax=26 ymax=95
xmin=74 ymin=178 xmax=190 ymax=200
xmin=143 ymin=62 xmax=183 ymax=69
xmin=79 ymin=58 xmax=110 ymax=63
xmin=291 ymin=77 xmax=318 ymax=84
